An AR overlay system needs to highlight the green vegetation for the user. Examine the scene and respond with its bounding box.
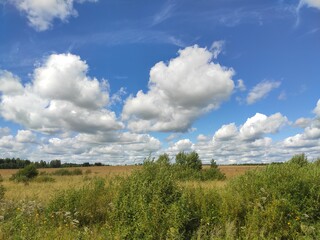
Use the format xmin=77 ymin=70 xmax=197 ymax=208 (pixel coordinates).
xmin=9 ymin=164 xmax=39 ymax=183
xmin=288 ymin=153 xmax=309 ymax=167
xmin=0 ymin=158 xmax=107 ymax=169
xmin=1 ymin=152 xmax=320 ymax=239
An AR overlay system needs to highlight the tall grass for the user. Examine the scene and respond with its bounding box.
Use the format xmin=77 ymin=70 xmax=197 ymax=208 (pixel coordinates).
xmin=1 ymin=156 xmax=320 ymax=239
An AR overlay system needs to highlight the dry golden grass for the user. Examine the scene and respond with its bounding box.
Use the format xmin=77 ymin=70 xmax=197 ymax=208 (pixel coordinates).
xmin=0 ymin=165 xmax=140 ymax=203
xmin=218 ymin=165 xmax=265 ymax=178
xmin=0 ymin=165 xmax=263 ymax=203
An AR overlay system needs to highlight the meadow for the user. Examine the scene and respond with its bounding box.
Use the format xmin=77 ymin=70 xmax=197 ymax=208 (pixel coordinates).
xmin=0 ymin=154 xmax=319 ymax=239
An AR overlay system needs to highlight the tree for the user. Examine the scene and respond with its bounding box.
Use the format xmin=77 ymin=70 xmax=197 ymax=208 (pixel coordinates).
xmin=210 ymin=159 xmax=218 ymax=169
xmin=157 ymin=153 xmax=170 ymax=166
xmin=50 ymin=159 xmax=61 ymax=168
xmin=175 ymin=152 xmax=187 ymax=165
xmin=175 ymin=151 xmax=202 ymax=171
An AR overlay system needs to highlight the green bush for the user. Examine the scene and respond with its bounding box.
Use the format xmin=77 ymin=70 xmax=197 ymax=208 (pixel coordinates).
xmin=288 ymin=153 xmax=309 ymax=167
xmin=314 ymin=157 xmax=320 ymax=166
xmin=220 ymin=163 xmax=320 ymax=239
xmin=110 ymin=160 xmax=201 ymax=239
xmin=176 ymin=151 xmax=202 ymax=171
xmin=10 ymin=164 xmax=38 ymax=182
xmin=201 ymin=167 xmax=226 ymax=181
xmin=47 ymin=178 xmax=112 ymax=226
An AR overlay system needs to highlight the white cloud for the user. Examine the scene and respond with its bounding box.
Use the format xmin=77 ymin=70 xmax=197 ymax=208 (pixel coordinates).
xmin=213 ymin=123 xmax=238 ymax=141
xmin=299 ymin=0 xmax=320 ymax=10
xmin=278 ymin=91 xmax=286 ymax=100
xmin=236 ymin=79 xmax=246 ymax=91
xmin=161 ymin=112 xmax=291 ymax=165
xmin=122 ymin=45 xmax=235 ymax=132
xmin=239 ymin=113 xmax=288 ymax=140
xmin=0 ymin=53 xmax=123 ymax=134
xmin=294 ymin=117 xmax=312 ymax=128
xmin=167 ymin=138 xmax=194 ymax=154
xmin=210 ymin=40 xmax=225 ymax=59
xmin=16 ymin=130 xmax=36 ymax=143
xmin=314 ymin=99 xmax=320 ymax=117
xmin=33 ymin=53 xmax=109 ymax=109
xmin=246 ymin=80 xmax=281 ymax=104
xmin=10 ymin=0 xmax=98 ymax=31
xmin=0 ymin=70 xmax=24 ymax=95
xmin=37 ymin=131 xmax=162 ymax=164
xmin=197 ymin=134 xmax=209 ymax=142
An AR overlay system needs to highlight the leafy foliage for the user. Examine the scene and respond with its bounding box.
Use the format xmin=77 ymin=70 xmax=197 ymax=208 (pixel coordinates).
xmin=10 ymin=164 xmax=39 ymax=183
xmin=176 ymin=151 xmax=202 ymax=171
xmin=288 ymin=153 xmax=309 ymax=167
xmin=1 ymin=153 xmax=320 ymax=239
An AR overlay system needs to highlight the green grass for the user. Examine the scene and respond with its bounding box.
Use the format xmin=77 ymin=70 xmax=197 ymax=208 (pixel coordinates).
xmin=1 ymin=157 xmax=320 ymax=239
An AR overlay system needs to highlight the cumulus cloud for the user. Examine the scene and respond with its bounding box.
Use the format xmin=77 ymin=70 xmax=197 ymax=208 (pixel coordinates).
xmin=214 ymin=123 xmax=238 ymax=141
xmin=246 ymin=80 xmax=281 ymax=104
xmin=314 ymin=99 xmax=320 ymax=117
xmin=37 ymin=131 xmax=161 ymax=164
xmin=10 ymin=0 xmax=98 ymax=31
xmin=299 ymin=0 xmax=320 ymax=10
xmin=0 ymin=53 xmax=123 ymax=134
xmin=284 ymin=100 xmax=320 ymax=149
xmin=122 ymin=45 xmax=235 ymax=132
xmin=212 ymin=113 xmax=288 ymax=142
xmin=166 ymin=138 xmax=194 ymax=154
xmin=294 ymin=117 xmax=312 ymax=128
xmin=32 ymin=53 xmax=109 ymax=109
xmin=16 ymin=130 xmax=36 ymax=143
xmin=197 ymin=134 xmax=209 ymax=142
xmin=239 ymin=113 xmax=288 ymax=140
xmin=0 ymin=70 xmax=24 ymax=95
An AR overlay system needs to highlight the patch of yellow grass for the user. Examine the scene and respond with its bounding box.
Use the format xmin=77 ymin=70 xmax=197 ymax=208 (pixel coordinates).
xmin=0 ymin=165 xmax=262 ymax=203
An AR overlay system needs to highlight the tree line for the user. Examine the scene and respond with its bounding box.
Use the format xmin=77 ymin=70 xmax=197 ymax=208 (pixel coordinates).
xmin=0 ymin=158 xmax=105 ymax=169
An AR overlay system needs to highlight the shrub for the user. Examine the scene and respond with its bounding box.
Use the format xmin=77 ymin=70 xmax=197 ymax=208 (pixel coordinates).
xmin=110 ymin=160 xmax=201 ymax=239
xmin=288 ymin=153 xmax=309 ymax=167
xmin=10 ymin=164 xmax=38 ymax=183
xmin=314 ymin=157 xmax=320 ymax=166
xmin=221 ymin=164 xmax=320 ymax=239
xmin=201 ymin=167 xmax=226 ymax=181
xmin=47 ymin=178 xmax=112 ymax=226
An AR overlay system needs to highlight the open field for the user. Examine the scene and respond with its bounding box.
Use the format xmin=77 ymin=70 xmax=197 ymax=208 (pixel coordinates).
xmin=0 ymin=164 xmax=263 ymax=178
xmin=0 ymin=165 xmax=264 ymax=202
xmin=2 ymin=159 xmax=320 ymax=239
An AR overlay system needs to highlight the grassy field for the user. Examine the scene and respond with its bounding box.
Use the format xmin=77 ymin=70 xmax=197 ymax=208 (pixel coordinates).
xmin=1 ymin=159 xmax=319 ymax=239
xmin=0 ymin=165 xmax=262 ymax=202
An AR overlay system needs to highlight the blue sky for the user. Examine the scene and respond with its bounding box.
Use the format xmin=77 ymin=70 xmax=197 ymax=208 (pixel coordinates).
xmin=0 ymin=0 xmax=319 ymax=164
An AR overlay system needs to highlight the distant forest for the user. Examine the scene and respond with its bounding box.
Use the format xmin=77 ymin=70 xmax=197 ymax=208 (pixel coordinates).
xmin=0 ymin=158 xmax=105 ymax=169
